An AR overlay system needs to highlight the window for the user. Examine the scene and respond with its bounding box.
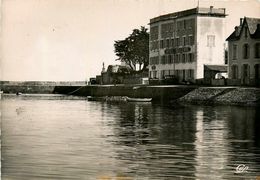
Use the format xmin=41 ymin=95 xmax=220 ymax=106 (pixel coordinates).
xmin=161 ymin=70 xmax=165 ymax=78
xmin=242 ymin=64 xmax=250 ymax=78
xmin=150 ymin=26 xmax=159 ymax=40
xmin=231 ymin=65 xmax=238 ymax=79
xmin=207 ymin=35 xmax=215 ymax=47
xmin=166 ymin=39 xmax=170 ymax=48
xmin=183 ymin=20 xmax=186 ymax=29
xmin=149 ymin=56 xmax=159 ymax=65
xmin=149 ymin=57 xmax=153 ymax=65
xmin=175 ymin=54 xmax=179 ymax=63
xmin=232 ymin=44 xmax=237 ymax=60
xmin=188 ymin=53 xmax=193 ymax=63
xmin=243 ymin=44 xmax=250 ymax=59
xmin=155 ymin=41 xmax=159 ymax=50
xmin=182 ymin=54 xmax=186 ymax=63
xmin=176 ymin=70 xmax=180 ymax=77
xmin=188 ymin=69 xmax=194 ymax=79
xmin=176 ymin=38 xmax=179 ymax=47
xmin=150 ymin=41 xmax=159 ymax=51
xmin=254 ymin=64 xmax=260 ymax=79
xmin=183 ymin=37 xmax=186 ymax=46
xmin=255 ymin=43 xmax=260 ymax=58
xmin=177 ymin=21 xmax=181 ymax=31
xmin=186 ymin=19 xmax=189 ymax=29
xmin=166 ymin=70 xmax=170 ymax=76
xmin=160 ymin=40 xmax=164 ymax=49
xmin=189 ymin=36 xmax=194 ymax=45
xmin=161 ymin=55 xmax=166 ymax=64
xmin=152 ymin=71 xmax=157 ymax=78
xmin=182 ymin=70 xmax=186 ymax=80
xmin=168 ymin=55 xmax=172 ymax=64
xmin=171 ymin=39 xmax=175 ymax=47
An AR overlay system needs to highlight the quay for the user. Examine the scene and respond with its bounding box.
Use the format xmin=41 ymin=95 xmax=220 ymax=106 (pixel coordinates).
xmin=54 ymin=85 xmax=260 ymax=106
xmin=1 ymin=81 xmax=259 ymax=106
xmin=53 ymin=85 xmax=196 ymax=102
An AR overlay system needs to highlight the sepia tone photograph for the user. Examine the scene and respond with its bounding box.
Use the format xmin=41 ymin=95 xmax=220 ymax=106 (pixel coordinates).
xmin=1 ymin=0 xmax=260 ymax=179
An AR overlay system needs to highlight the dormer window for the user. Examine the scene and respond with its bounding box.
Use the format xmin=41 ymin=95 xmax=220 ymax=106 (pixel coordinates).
xmin=232 ymin=44 xmax=237 ymax=60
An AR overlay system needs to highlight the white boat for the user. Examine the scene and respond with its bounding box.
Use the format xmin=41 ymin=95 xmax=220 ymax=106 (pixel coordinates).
xmin=126 ymin=97 xmax=152 ymax=102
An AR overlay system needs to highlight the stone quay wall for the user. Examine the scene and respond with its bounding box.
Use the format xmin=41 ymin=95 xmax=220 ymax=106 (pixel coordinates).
xmin=54 ymin=85 xmax=260 ymax=105
xmin=2 ymin=82 xmax=259 ymax=105
xmin=53 ymin=85 xmax=196 ymax=102
xmin=178 ymin=87 xmax=260 ymax=106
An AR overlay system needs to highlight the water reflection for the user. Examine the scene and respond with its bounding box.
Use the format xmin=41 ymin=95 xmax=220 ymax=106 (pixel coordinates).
xmin=2 ymin=95 xmax=260 ymax=179
xmin=255 ymin=110 xmax=260 ymax=148
xmin=194 ymin=109 xmax=230 ymax=179
xmin=226 ymin=106 xmax=260 ymax=178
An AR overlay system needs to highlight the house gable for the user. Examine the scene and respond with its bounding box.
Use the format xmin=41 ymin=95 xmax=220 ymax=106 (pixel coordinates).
xmin=226 ymin=17 xmax=260 ymax=41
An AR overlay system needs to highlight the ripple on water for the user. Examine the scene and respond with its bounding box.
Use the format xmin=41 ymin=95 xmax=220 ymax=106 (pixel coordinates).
xmin=1 ymin=95 xmax=260 ymax=179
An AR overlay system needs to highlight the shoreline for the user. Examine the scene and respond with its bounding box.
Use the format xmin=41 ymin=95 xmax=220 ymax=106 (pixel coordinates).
xmin=1 ymin=84 xmax=259 ymax=106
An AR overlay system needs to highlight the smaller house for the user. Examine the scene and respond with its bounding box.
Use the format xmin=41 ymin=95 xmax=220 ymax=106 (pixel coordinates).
xmin=101 ymin=65 xmax=131 ymax=84
xmin=226 ymin=17 xmax=260 ymax=86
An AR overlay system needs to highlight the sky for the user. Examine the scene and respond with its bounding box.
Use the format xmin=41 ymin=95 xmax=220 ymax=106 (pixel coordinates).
xmin=1 ymin=0 xmax=260 ymax=81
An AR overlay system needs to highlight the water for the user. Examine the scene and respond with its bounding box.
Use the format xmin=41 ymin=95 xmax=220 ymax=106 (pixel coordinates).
xmin=1 ymin=94 xmax=260 ymax=179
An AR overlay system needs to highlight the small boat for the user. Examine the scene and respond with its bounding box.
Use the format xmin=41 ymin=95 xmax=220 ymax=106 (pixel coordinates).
xmin=126 ymin=97 xmax=152 ymax=102
xmin=87 ymin=96 xmax=106 ymax=101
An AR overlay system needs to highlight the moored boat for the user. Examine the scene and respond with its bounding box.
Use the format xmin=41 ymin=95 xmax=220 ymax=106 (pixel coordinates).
xmin=126 ymin=97 xmax=152 ymax=102
xmin=87 ymin=96 xmax=106 ymax=101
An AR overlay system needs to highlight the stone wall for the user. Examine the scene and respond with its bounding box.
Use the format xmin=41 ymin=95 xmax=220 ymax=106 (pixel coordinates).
xmin=178 ymin=87 xmax=260 ymax=106
xmin=54 ymin=85 xmax=196 ymax=102
xmin=2 ymin=82 xmax=259 ymax=105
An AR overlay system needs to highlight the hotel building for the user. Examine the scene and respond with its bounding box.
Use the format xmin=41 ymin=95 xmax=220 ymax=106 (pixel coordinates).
xmin=149 ymin=6 xmax=226 ymax=83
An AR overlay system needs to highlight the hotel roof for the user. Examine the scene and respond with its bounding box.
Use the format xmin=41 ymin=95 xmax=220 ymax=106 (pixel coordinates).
xmin=150 ymin=7 xmax=226 ymax=24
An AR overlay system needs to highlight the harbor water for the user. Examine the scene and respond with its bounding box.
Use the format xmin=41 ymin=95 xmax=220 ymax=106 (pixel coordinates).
xmin=1 ymin=94 xmax=260 ymax=179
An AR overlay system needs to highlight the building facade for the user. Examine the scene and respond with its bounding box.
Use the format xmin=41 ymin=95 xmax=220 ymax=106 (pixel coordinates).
xmin=149 ymin=6 xmax=226 ymax=83
xmin=226 ymin=17 xmax=260 ymax=86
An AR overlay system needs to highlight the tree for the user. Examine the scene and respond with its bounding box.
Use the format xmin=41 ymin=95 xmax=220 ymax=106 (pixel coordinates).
xmin=114 ymin=26 xmax=149 ymax=73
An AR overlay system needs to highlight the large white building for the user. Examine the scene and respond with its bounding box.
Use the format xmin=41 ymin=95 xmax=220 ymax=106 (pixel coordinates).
xmin=149 ymin=6 xmax=226 ymax=83
xmin=226 ymin=17 xmax=260 ymax=86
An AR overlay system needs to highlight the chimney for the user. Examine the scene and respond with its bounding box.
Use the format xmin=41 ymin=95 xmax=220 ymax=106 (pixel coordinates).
xmin=210 ymin=6 xmax=213 ymax=13
xmin=235 ymin=26 xmax=239 ymax=36
xmin=257 ymin=24 xmax=260 ymax=30
xmin=240 ymin=18 xmax=243 ymax=26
